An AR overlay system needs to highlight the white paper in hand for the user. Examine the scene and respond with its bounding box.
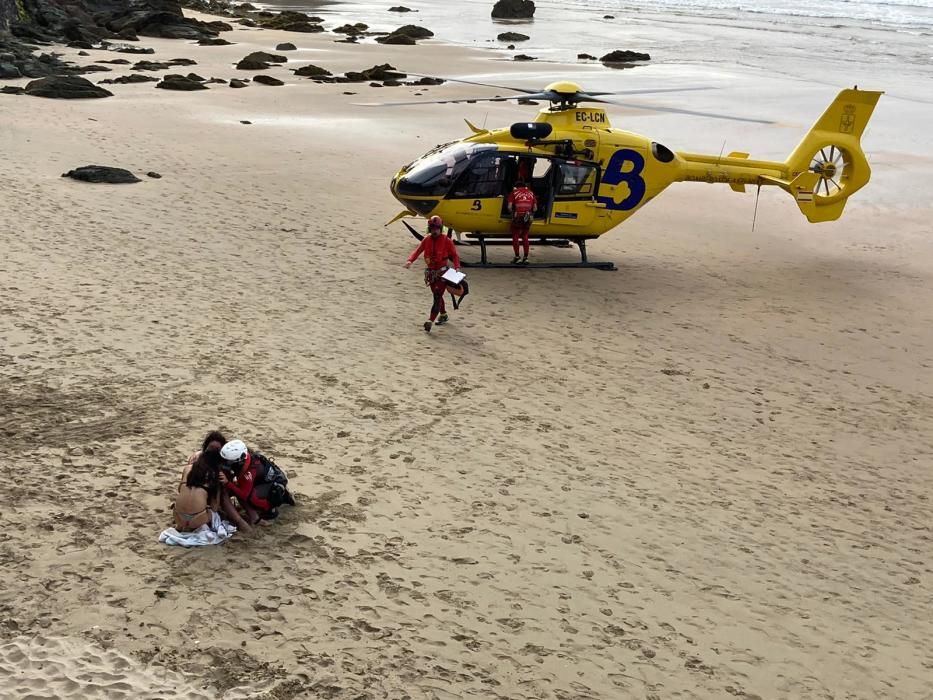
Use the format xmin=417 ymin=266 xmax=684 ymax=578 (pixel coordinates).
xmin=442 ymin=269 xmax=465 ymax=285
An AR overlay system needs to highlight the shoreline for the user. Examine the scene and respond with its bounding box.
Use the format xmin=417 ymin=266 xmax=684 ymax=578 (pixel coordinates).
xmin=1 ymin=5 xmax=932 ymax=700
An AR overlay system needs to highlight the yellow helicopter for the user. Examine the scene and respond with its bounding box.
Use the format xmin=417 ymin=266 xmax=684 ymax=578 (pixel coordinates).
xmin=369 ymin=78 xmax=882 ymax=270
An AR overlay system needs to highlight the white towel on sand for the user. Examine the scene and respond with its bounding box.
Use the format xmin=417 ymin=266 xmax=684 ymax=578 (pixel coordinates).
xmin=159 ymin=511 xmax=237 ymax=547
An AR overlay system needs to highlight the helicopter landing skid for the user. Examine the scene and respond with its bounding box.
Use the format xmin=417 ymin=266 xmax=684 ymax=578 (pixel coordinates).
xmin=456 ymin=235 xmax=617 ymax=271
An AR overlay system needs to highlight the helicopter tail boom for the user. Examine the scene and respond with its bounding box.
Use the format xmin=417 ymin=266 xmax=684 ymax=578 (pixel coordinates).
xmin=675 ymin=88 xmax=881 ymax=224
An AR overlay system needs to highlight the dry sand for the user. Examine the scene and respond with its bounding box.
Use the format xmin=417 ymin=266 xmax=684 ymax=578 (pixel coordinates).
xmin=1 ymin=12 xmax=932 ymax=700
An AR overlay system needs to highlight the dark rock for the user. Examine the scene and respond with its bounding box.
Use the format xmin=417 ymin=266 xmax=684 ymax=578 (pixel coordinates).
xmin=147 ymin=171 xmax=162 ymax=178
xmin=343 ymin=71 xmax=365 ymax=82
xmin=513 ymin=53 xmax=536 ymax=61
xmin=62 ymin=165 xmax=140 ymax=184
xmin=387 ymin=24 xmax=433 ymax=38
xmin=0 ymin=62 xmax=21 ymax=79
xmin=239 ymin=120 xmax=250 ymax=124
xmin=506 ymin=44 xmax=514 ymax=49
xmin=276 ymin=42 xmax=297 ymax=51
xmin=409 ymin=76 xmax=443 ymax=86
xmin=577 ymin=53 xmax=596 ymax=60
xmin=376 ymin=33 xmax=415 ymax=45
xmin=99 ymin=73 xmax=159 ymax=84
xmin=600 ymin=49 xmax=650 ymax=63
xmin=252 ymin=74 xmax=283 ymax=86
xmin=77 ymin=50 xmax=90 ymax=56
xmin=259 ymin=11 xmax=324 ymax=32
xmin=333 ymin=22 xmax=368 ymax=34
xmin=383 ymin=79 xmax=401 ymax=87
xmin=497 ymin=31 xmax=529 ymax=41
xmin=229 ymin=78 xmax=248 ymax=88
xmin=240 ymin=50 xmax=287 ymax=65
xmin=292 ymin=63 xmax=331 ymax=78
xmin=186 ymin=72 xmax=206 ymax=81
xmin=361 ymin=63 xmax=402 ymax=81
xmin=491 ymin=0 xmax=535 ymax=19
xmin=1 ymin=85 xmax=25 ymax=94
xmin=236 ymin=2 xmax=256 ymax=9
xmin=156 ymin=73 xmax=209 ymax=90
xmin=236 ymin=57 xmax=269 ymax=70
xmin=132 ymin=60 xmax=171 ymax=70
xmin=369 ymin=81 xmax=381 ymax=87
xmin=277 ymin=22 xmax=324 ymax=32
xmin=114 ymin=45 xmax=156 ymax=54
xmin=74 ymin=64 xmax=111 ymax=73
xmin=68 ymin=41 xmax=94 ymax=50
xmin=389 ymin=6 xmax=413 ymax=11
xmin=25 ymin=75 xmax=112 ymax=98
xmin=204 ymin=77 xmax=226 ymax=83
xmin=235 ymin=18 xmax=257 ymax=27
xmin=603 ymin=14 xmax=615 ymax=19
xmin=98 ymin=59 xmax=132 ymax=64
xmin=199 ymin=37 xmax=232 ymax=45
xmin=115 ymin=29 xmax=140 ymax=41
xmin=205 ymin=20 xmax=233 ymax=32
xmin=168 ymin=58 xmax=197 ymax=65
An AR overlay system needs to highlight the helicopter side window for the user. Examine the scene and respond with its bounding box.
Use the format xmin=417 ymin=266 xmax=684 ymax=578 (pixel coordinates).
xmin=449 ymin=152 xmax=506 ymax=199
xmin=555 ymin=162 xmax=598 ymax=199
xmin=396 ymin=143 xmax=497 ymax=197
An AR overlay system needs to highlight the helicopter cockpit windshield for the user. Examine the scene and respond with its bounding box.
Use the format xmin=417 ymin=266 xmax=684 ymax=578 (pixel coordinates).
xmin=396 ymin=143 xmax=497 ymax=197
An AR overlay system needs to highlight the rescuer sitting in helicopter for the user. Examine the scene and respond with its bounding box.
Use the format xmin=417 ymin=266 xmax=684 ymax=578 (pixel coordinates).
xmin=507 ymin=180 xmax=538 ymax=265
xmin=405 ymin=215 xmax=461 ymax=332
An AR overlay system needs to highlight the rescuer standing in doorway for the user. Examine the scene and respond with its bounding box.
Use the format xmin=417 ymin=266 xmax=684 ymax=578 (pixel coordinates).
xmin=507 ymin=180 xmax=538 ymax=265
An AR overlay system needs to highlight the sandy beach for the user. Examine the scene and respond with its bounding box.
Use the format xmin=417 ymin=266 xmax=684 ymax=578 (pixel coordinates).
xmin=1 ymin=5 xmax=932 ymax=699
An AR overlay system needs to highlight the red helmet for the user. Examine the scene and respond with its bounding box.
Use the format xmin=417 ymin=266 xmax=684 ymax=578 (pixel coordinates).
xmin=427 ymin=215 xmax=443 ymax=231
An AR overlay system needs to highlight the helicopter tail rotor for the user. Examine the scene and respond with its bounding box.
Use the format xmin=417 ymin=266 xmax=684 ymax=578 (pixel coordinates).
xmin=781 ymin=88 xmax=883 ymax=223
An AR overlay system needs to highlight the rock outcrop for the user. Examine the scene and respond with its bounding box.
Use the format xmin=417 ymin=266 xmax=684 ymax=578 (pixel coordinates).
xmin=600 ymin=49 xmax=651 ymax=63
xmin=491 ymin=0 xmax=535 ymax=19
xmin=25 ymin=75 xmax=113 ymax=97
xmin=62 ymin=165 xmax=140 ymax=183
xmin=1 ymin=0 xmax=223 ymax=78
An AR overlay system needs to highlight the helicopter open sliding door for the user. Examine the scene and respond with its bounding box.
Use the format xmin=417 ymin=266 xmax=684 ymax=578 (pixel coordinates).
xmin=547 ymin=160 xmax=599 ymax=229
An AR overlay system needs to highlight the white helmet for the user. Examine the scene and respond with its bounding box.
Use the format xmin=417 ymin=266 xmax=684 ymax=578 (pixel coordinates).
xmin=220 ymin=439 xmax=248 ymax=465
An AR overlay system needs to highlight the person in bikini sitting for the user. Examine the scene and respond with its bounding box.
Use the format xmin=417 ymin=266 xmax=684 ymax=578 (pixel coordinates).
xmin=173 ymin=450 xmax=224 ymax=531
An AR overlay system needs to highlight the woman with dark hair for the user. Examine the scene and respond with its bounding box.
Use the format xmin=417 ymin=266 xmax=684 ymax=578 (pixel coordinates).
xmin=173 ymin=450 xmax=222 ymax=531
xmin=174 ymin=430 xmax=251 ymax=532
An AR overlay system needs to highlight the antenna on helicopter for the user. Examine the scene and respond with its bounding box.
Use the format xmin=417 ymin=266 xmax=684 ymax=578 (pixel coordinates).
xmin=751 ymin=182 xmax=763 ymax=232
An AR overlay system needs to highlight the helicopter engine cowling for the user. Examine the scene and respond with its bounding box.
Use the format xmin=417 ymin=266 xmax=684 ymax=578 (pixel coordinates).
xmin=509 ymin=122 xmax=553 ymax=141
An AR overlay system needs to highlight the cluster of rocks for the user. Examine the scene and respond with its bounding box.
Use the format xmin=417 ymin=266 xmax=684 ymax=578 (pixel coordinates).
xmin=0 ymin=0 xmax=230 ymax=78
xmin=289 ymin=61 xmax=443 ymax=89
xmin=8 ymin=0 xmax=228 ymax=45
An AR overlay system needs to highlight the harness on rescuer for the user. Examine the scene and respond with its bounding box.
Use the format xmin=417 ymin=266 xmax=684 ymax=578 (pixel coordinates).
xmin=428 ymin=216 xmax=470 ymax=309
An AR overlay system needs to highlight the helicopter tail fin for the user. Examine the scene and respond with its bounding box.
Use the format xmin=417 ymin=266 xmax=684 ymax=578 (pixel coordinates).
xmin=779 ymin=87 xmax=883 ymax=223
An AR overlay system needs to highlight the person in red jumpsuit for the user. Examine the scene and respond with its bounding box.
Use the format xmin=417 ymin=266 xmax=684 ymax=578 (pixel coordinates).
xmin=507 ymin=180 xmax=538 ymax=264
xmin=405 ymin=215 xmax=461 ymax=332
xmin=219 ymin=439 xmax=294 ymax=523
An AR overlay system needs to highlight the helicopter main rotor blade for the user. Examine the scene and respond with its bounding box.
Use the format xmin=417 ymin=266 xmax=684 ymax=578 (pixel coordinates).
xmin=354 ymin=93 xmax=549 ymax=107
xmin=600 ymin=98 xmax=775 ymax=124
xmin=583 ymin=86 xmax=716 ymax=97
xmin=393 ymin=72 xmax=540 ymax=94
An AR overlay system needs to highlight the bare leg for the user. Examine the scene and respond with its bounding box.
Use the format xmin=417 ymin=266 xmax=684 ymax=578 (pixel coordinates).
xmin=220 ymin=494 xmax=252 ymax=532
